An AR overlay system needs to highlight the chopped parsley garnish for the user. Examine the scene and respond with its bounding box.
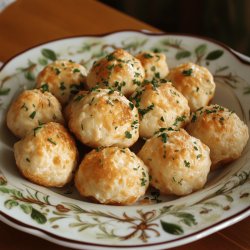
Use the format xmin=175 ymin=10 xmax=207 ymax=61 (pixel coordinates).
xmin=26 ymin=158 xmax=30 ymax=162
xmin=54 ymin=68 xmax=61 ymax=75
xmin=151 ymin=66 xmax=156 ymax=72
xmin=21 ymin=103 xmax=28 ymax=111
xmin=197 ymin=154 xmax=202 ymax=159
xmin=182 ymin=68 xmax=193 ymax=76
xmin=154 ymin=72 xmax=160 ymax=78
xmin=173 ymin=115 xmax=186 ymax=126
xmin=29 ymin=111 xmax=36 ymax=119
xmin=205 ymin=109 xmax=217 ymax=114
xmin=125 ymin=131 xmax=132 ymax=139
xmin=47 ymin=138 xmax=57 ymax=145
xmin=89 ymin=97 xmax=95 ymax=105
xmin=140 ymin=172 xmax=148 ymax=186
xmin=38 ymin=120 xmax=44 ymax=126
xmin=108 ymin=88 xmax=115 ymax=94
xmin=143 ymin=53 xmax=153 ymax=59
xmin=129 ymin=102 xmax=134 ymax=110
xmin=107 ymin=64 xmax=114 ymax=71
xmin=159 ymin=132 xmax=168 ymax=143
xmin=134 ymin=72 xmax=141 ymax=78
xmin=106 ymin=54 xmax=115 ymax=61
xmin=59 ymin=82 xmax=66 ymax=90
xmin=191 ymin=114 xmax=197 ymax=123
xmin=131 ymin=120 xmax=139 ymax=129
xmin=184 ymin=160 xmax=190 ymax=168
xmin=74 ymin=95 xmax=84 ymax=102
xmin=95 ymin=147 xmax=101 ymax=152
xmin=138 ymin=103 xmax=154 ymax=117
xmin=160 ymin=116 xmax=164 ymax=122
xmin=120 ymin=148 xmax=126 ymax=153
xmin=33 ymin=126 xmax=43 ymax=136
xmin=194 ymin=146 xmax=198 ymax=151
xmin=219 ymin=117 xmax=225 ymax=123
xmin=133 ymin=79 xmax=141 ymax=86
xmin=90 ymin=86 xmax=101 ymax=92
xmin=73 ymin=68 xmax=80 ymax=73
xmin=40 ymin=83 xmax=49 ymax=92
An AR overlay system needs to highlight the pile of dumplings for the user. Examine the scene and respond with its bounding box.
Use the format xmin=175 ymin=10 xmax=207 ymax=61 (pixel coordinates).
xmin=7 ymin=48 xmax=249 ymax=205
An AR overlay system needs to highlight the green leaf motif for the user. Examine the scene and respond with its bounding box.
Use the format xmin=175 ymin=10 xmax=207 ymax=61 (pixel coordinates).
xmin=24 ymin=71 xmax=35 ymax=81
xmin=31 ymin=208 xmax=47 ymax=224
xmin=243 ymin=87 xmax=250 ymax=94
xmin=20 ymin=204 xmax=32 ymax=214
xmin=224 ymin=195 xmax=234 ymax=202
xmin=0 ymin=177 xmax=7 ymax=185
xmin=4 ymin=199 xmax=19 ymax=209
xmin=38 ymin=57 xmax=48 ymax=66
xmin=174 ymin=212 xmax=197 ymax=226
xmin=0 ymin=187 xmax=10 ymax=193
xmin=195 ymin=44 xmax=207 ymax=56
xmin=160 ymin=220 xmax=184 ymax=235
xmin=41 ymin=48 xmax=57 ymax=61
xmin=0 ymin=88 xmax=11 ymax=96
xmin=12 ymin=189 xmax=23 ymax=199
xmin=175 ymin=50 xmax=191 ymax=60
xmin=206 ymin=50 xmax=224 ymax=60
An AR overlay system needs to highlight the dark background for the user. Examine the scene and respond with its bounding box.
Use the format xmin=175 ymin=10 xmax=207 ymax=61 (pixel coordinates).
xmin=99 ymin=0 xmax=250 ymax=56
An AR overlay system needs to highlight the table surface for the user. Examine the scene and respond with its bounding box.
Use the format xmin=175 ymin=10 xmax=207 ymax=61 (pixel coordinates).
xmin=0 ymin=0 xmax=249 ymax=249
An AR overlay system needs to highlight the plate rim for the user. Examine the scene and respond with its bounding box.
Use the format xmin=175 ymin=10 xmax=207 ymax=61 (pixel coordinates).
xmin=1 ymin=208 xmax=249 ymax=249
xmin=1 ymin=29 xmax=250 ymax=72
xmin=0 ymin=29 xmax=250 ymax=249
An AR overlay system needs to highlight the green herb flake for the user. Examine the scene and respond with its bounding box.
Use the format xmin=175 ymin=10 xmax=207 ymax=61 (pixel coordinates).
xmin=139 ymin=103 xmax=154 ymax=117
xmin=29 ymin=111 xmax=36 ymax=119
xmin=173 ymin=115 xmax=186 ymax=126
xmin=125 ymin=131 xmax=132 ymax=139
xmin=108 ymin=88 xmax=115 ymax=94
xmin=73 ymin=68 xmax=80 ymax=73
xmin=107 ymin=64 xmax=114 ymax=71
xmin=120 ymin=148 xmax=126 ymax=153
xmin=182 ymin=68 xmax=193 ymax=76
xmin=54 ymin=68 xmax=61 ymax=75
xmin=140 ymin=172 xmax=148 ymax=186
xmin=129 ymin=102 xmax=134 ymax=110
xmin=40 ymin=83 xmax=49 ymax=92
xmin=159 ymin=133 xmax=168 ymax=143
xmin=33 ymin=126 xmax=43 ymax=136
xmin=155 ymin=72 xmax=160 ymax=78
xmin=106 ymin=54 xmax=115 ymax=61
xmin=143 ymin=53 xmax=153 ymax=59
xmin=21 ymin=103 xmax=28 ymax=111
xmin=219 ymin=117 xmax=225 ymax=123
xmin=74 ymin=95 xmax=84 ymax=102
xmin=194 ymin=146 xmax=198 ymax=151
xmin=151 ymin=66 xmax=156 ymax=72
xmin=26 ymin=158 xmax=30 ymax=163
xmin=47 ymin=138 xmax=57 ymax=145
xmin=59 ymin=82 xmax=66 ymax=90
xmin=134 ymin=72 xmax=141 ymax=78
xmin=191 ymin=114 xmax=197 ymax=123
xmin=184 ymin=160 xmax=190 ymax=168
xmin=197 ymin=154 xmax=202 ymax=159
xmin=131 ymin=120 xmax=139 ymax=129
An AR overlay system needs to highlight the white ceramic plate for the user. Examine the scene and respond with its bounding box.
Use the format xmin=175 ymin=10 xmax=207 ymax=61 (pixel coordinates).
xmin=0 ymin=30 xmax=249 ymax=250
